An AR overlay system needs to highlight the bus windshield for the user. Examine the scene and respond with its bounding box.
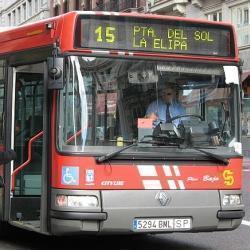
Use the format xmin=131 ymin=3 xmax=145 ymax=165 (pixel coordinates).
xmin=57 ymin=56 xmax=238 ymax=154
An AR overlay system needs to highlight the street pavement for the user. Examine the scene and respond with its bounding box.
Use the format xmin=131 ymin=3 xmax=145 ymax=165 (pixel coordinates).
xmin=0 ymin=168 xmax=249 ymax=250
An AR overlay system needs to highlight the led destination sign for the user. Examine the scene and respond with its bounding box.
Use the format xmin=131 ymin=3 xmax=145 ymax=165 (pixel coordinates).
xmin=77 ymin=16 xmax=234 ymax=57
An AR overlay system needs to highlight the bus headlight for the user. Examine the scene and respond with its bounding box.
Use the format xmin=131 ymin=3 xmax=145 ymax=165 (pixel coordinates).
xmin=56 ymin=195 xmax=99 ymax=208
xmin=222 ymin=194 xmax=241 ymax=206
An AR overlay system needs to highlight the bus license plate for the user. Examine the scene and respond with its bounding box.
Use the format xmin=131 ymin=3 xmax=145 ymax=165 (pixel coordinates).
xmin=133 ymin=218 xmax=191 ymax=231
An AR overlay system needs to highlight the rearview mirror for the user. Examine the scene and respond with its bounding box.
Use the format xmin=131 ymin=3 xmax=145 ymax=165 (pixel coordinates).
xmin=47 ymin=57 xmax=64 ymax=89
xmin=128 ymin=69 xmax=158 ymax=84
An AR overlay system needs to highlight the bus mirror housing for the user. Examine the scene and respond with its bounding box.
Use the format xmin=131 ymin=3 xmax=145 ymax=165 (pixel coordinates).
xmin=47 ymin=57 xmax=64 ymax=89
xmin=128 ymin=69 xmax=158 ymax=84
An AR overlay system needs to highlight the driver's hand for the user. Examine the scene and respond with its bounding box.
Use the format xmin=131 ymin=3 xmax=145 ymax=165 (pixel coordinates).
xmin=146 ymin=112 xmax=159 ymax=122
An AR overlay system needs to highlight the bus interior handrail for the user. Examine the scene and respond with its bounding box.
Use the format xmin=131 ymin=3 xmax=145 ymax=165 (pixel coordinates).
xmin=11 ymin=131 xmax=44 ymax=192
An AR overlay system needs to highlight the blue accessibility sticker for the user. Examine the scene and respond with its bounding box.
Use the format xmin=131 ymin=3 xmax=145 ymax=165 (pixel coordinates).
xmin=61 ymin=166 xmax=79 ymax=185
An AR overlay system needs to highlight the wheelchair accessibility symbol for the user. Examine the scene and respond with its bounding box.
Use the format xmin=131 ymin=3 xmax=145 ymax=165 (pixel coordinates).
xmin=61 ymin=166 xmax=79 ymax=185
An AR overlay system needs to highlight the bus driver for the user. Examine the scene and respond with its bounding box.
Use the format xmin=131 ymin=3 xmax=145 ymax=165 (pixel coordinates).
xmin=145 ymin=84 xmax=185 ymax=127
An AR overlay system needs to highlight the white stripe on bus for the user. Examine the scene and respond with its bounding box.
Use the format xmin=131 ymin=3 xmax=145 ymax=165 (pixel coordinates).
xmin=82 ymin=11 xmax=95 ymax=15
xmin=173 ymin=165 xmax=180 ymax=176
xmin=143 ymin=180 xmax=162 ymax=189
xmin=137 ymin=165 xmax=158 ymax=176
xmin=163 ymin=165 xmax=172 ymax=176
xmin=91 ymin=50 xmax=110 ymax=54
xmin=178 ymin=180 xmax=185 ymax=189
xmin=103 ymin=11 xmax=113 ymax=15
xmin=118 ymin=51 xmax=126 ymax=56
xmin=167 ymin=180 xmax=177 ymax=189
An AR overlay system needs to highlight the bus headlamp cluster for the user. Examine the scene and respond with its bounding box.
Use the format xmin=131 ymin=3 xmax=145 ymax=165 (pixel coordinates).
xmin=56 ymin=195 xmax=98 ymax=208
xmin=222 ymin=194 xmax=242 ymax=206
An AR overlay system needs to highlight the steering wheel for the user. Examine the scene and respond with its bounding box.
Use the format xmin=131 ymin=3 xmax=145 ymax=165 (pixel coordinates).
xmin=170 ymin=114 xmax=204 ymax=122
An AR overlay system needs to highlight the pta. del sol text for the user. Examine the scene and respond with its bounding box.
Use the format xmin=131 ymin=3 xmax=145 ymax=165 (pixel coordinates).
xmin=132 ymin=26 xmax=214 ymax=51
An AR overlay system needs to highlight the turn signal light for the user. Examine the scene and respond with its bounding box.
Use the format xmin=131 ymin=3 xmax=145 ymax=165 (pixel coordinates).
xmin=222 ymin=194 xmax=242 ymax=206
xmin=56 ymin=195 xmax=98 ymax=208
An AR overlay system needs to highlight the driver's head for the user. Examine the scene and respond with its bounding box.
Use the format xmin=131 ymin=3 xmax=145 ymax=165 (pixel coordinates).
xmin=161 ymin=84 xmax=176 ymax=104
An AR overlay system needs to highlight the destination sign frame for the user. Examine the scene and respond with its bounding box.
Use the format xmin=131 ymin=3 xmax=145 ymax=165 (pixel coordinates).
xmin=75 ymin=15 xmax=235 ymax=57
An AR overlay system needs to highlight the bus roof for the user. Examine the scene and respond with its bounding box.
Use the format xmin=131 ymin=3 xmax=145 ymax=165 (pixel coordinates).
xmin=0 ymin=11 xmax=239 ymax=62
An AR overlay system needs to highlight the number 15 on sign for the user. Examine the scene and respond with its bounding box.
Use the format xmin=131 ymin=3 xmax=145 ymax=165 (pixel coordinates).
xmin=95 ymin=26 xmax=116 ymax=43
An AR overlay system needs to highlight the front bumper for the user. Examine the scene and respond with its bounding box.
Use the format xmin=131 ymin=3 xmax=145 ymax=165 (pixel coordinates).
xmin=50 ymin=189 xmax=244 ymax=235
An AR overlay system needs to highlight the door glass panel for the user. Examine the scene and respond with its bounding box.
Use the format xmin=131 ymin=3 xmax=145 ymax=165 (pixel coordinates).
xmin=14 ymin=72 xmax=43 ymax=196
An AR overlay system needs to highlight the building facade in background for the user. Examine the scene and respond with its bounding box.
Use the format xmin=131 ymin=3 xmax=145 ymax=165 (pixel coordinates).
xmin=0 ymin=0 xmax=49 ymax=26
xmin=49 ymin=0 xmax=147 ymax=16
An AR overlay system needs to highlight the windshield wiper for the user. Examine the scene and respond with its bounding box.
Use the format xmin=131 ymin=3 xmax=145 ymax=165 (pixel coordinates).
xmin=192 ymin=147 xmax=229 ymax=165
xmin=96 ymin=141 xmax=138 ymax=163
xmin=96 ymin=139 xmax=228 ymax=165
xmin=96 ymin=136 xmax=176 ymax=163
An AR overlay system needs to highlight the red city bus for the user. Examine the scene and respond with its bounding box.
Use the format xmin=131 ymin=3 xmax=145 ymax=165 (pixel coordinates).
xmin=0 ymin=11 xmax=244 ymax=235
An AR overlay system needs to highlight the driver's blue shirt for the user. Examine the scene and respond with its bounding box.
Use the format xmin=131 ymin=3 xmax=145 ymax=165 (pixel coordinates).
xmin=146 ymin=99 xmax=185 ymax=127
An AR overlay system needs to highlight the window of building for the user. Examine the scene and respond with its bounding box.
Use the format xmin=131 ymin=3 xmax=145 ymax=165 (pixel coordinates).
xmin=63 ymin=0 xmax=69 ymax=13
xmin=96 ymin=0 xmax=104 ymax=10
xmin=54 ymin=5 xmax=60 ymax=16
xmin=17 ymin=6 xmax=21 ymax=23
xmin=236 ymin=7 xmax=250 ymax=26
xmin=244 ymin=34 xmax=249 ymax=44
xmin=23 ymin=2 xmax=27 ymax=20
xmin=12 ymin=10 xmax=16 ymax=26
xmin=244 ymin=8 xmax=249 ymax=25
xmin=231 ymin=4 xmax=250 ymax=47
xmin=35 ymin=0 xmax=39 ymax=13
xmin=207 ymin=11 xmax=222 ymax=22
xmin=84 ymin=0 xmax=91 ymax=10
xmin=237 ymin=8 xmax=242 ymax=25
xmin=28 ymin=0 xmax=32 ymax=17
xmin=8 ymin=13 xmax=11 ymax=26
xmin=75 ymin=0 xmax=80 ymax=10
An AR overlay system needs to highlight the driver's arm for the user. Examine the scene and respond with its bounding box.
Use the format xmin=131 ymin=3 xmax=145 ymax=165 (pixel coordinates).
xmin=145 ymin=101 xmax=159 ymax=121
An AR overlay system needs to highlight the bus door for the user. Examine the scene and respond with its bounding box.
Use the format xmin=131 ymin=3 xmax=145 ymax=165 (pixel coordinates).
xmin=10 ymin=63 xmax=46 ymax=231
